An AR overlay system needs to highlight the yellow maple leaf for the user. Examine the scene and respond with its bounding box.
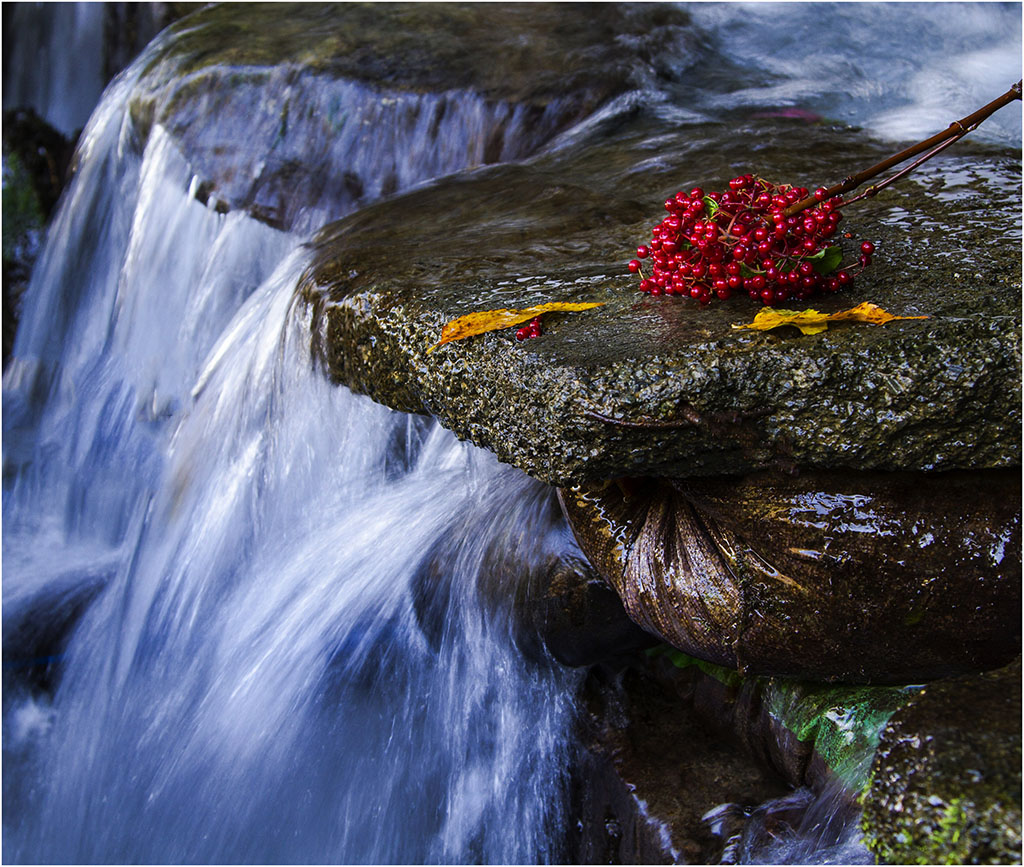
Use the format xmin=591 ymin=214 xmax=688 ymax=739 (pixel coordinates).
xmin=427 ymin=302 xmax=605 ymax=353
xmin=732 ymin=302 xmax=928 ymax=336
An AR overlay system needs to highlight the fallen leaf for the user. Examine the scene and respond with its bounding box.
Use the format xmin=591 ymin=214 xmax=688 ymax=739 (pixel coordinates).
xmin=732 ymin=302 xmax=928 ymax=336
xmin=427 ymin=301 xmax=604 ymax=352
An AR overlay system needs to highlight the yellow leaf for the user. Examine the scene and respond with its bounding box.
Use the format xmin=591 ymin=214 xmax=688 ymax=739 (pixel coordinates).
xmin=427 ymin=302 xmax=604 ymax=353
xmin=732 ymin=302 xmax=928 ymax=336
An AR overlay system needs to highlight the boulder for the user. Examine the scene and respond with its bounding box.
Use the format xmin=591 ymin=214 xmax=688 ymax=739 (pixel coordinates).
xmin=861 ymin=658 xmax=1022 ymax=864
xmin=558 ymin=470 xmax=1020 ymax=682
xmin=126 ymin=2 xmax=696 ymax=230
xmin=301 ymin=117 xmax=1021 ymax=484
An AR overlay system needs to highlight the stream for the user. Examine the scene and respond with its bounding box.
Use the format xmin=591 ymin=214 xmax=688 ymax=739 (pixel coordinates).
xmin=3 ymin=4 xmax=1020 ymax=863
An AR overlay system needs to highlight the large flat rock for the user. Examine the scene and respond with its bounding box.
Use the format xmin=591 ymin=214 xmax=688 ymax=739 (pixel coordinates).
xmin=125 ymin=3 xmax=695 ymax=229
xmin=301 ymin=115 xmax=1021 ymax=485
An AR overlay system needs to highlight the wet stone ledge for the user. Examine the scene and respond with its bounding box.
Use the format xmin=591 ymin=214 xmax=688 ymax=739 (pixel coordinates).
xmin=124 ymin=2 xmax=695 ymax=231
xmin=300 ymin=130 xmax=1022 ymax=486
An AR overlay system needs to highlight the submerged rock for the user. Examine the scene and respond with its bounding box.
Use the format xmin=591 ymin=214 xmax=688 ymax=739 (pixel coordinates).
xmin=410 ymin=481 xmax=656 ymax=668
xmin=569 ymin=660 xmax=792 ymax=864
xmin=861 ymin=658 xmax=1022 ymax=865
xmin=574 ymin=651 xmax=1021 ymax=865
xmin=126 ymin=2 xmax=695 ymax=230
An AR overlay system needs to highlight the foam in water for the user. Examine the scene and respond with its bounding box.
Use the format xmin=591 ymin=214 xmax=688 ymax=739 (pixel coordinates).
xmin=3 ymin=28 xmax=584 ymax=863
xmin=684 ymin=2 xmax=1022 ymax=145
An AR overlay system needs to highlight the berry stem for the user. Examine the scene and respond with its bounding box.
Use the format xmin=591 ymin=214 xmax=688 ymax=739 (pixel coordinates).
xmin=782 ymin=80 xmax=1022 ymax=218
xmin=842 ymin=127 xmax=970 ymax=207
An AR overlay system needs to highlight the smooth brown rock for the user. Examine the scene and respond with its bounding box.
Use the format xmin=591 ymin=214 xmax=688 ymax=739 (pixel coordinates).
xmin=559 ymin=470 xmax=1021 ymax=682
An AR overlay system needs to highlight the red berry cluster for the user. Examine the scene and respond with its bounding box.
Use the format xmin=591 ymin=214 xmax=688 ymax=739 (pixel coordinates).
xmin=515 ymin=317 xmax=542 ymax=340
xmin=627 ymin=175 xmax=876 ymax=306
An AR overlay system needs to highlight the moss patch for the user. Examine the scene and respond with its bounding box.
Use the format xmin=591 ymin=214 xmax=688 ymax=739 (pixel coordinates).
xmin=861 ymin=659 xmax=1022 ymax=865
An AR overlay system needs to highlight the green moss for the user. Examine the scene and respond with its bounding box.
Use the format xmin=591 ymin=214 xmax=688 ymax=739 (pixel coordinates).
xmin=861 ymin=660 xmax=1022 ymax=865
xmin=2 ymin=149 xmax=45 ymax=263
xmin=648 ymin=646 xmax=915 ymax=790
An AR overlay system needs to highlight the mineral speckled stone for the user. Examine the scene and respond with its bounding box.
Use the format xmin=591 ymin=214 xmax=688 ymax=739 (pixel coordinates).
xmin=301 ymin=125 xmax=1021 ymax=485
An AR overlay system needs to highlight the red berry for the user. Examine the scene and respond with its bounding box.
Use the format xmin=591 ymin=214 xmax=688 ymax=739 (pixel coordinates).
xmin=637 ymin=245 xmax=649 ymax=259
xmin=861 ymin=241 xmax=876 ymax=255
xmin=628 ymin=259 xmax=642 ymax=273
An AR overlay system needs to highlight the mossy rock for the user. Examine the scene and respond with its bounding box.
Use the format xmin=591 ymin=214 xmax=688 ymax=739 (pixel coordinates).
xmin=301 ymin=108 xmax=1021 ymax=484
xmin=860 ymin=658 xmax=1022 ymax=864
xmin=651 ymin=647 xmax=918 ymax=794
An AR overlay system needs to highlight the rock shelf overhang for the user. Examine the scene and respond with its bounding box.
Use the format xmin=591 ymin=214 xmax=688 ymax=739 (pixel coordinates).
xmin=300 ymin=150 xmax=1021 ymax=486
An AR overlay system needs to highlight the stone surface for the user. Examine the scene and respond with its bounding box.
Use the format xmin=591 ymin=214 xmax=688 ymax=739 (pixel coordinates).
xmin=558 ymin=470 xmax=1021 ymax=682
xmin=126 ymin=2 xmax=695 ymax=230
xmin=860 ymin=658 xmax=1022 ymax=865
xmin=302 ymin=120 xmax=1021 ymax=485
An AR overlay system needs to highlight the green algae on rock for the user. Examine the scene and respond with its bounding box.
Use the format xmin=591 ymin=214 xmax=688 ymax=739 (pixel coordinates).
xmin=558 ymin=470 xmax=1020 ymax=683
xmin=860 ymin=658 xmax=1022 ymax=865
xmin=649 ymin=647 xmax=917 ymax=794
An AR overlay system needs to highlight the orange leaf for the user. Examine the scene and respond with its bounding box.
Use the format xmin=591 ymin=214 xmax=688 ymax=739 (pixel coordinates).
xmin=427 ymin=302 xmax=604 ymax=352
xmin=732 ymin=302 xmax=928 ymax=336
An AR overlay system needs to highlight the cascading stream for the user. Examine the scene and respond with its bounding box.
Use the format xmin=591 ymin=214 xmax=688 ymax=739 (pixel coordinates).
xmin=4 ymin=5 xmax=1019 ymax=864
xmin=3 ymin=25 xmax=587 ymax=864
xmin=6 ymin=253 xmax=582 ymax=862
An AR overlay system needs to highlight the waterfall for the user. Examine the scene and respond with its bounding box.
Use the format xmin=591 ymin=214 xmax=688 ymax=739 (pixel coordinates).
xmin=2 ymin=3 xmax=108 ymax=135
xmin=3 ymin=28 xmax=584 ymax=865
xmin=6 ymin=4 xmax=1018 ymax=863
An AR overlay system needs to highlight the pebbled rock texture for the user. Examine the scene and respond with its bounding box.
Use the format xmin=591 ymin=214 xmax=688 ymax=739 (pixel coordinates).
xmin=302 ymin=134 xmax=1021 ymax=485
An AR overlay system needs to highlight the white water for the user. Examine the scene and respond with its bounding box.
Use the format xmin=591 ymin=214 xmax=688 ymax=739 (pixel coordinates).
xmin=681 ymin=2 xmax=1022 ymax=146
xmin=3 ymin=30 xmax=584 ymax=864
xmin=4 ymin=4 xmax=1019 ymax=863
xmin=5 ymin=267 xmax=581 ymax=861
xmin=2 ymin=3 xmax=108 ymax=134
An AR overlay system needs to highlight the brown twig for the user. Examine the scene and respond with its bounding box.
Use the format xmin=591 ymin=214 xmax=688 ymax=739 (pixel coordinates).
xmin=841 ymin=128 xmax=970 ymax=207
xmin=584 ymin=405 xmax=771 ymax=429
xmin=782 ymin=80 xmax=1022 ymax=218
xmin=583 ymin=407 xmax=702 ymax=429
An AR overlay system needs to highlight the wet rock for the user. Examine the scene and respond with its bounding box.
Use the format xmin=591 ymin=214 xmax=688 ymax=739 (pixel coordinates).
xmin=558 ymin=470 xmax=1020 ymax=683
xmin=2 ymin=109 xmax=75 ymax=365
xmin=645 ymin=649 xmax=916 ymax=796
xmin=568 ymin=661 xmax=792 ymax=864
xmin=301 ymin=115 xmax=1021 ymax=484
xmin=126 ymin=2 xmax=695 ymax=229
xmin=410 ymin=482 xmax=658 ymax=668
xmin=517 ymin=555 xmax=660 ymax=668
xmin=860 ymin=658 xmax=1022 ymax=865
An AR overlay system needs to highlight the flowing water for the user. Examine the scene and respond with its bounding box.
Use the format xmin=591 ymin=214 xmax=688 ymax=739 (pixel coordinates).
xmin=3 ymin=26 xmax=586 ymax=863
xmin=3 ymin=4 xmax=1020 ymax=864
